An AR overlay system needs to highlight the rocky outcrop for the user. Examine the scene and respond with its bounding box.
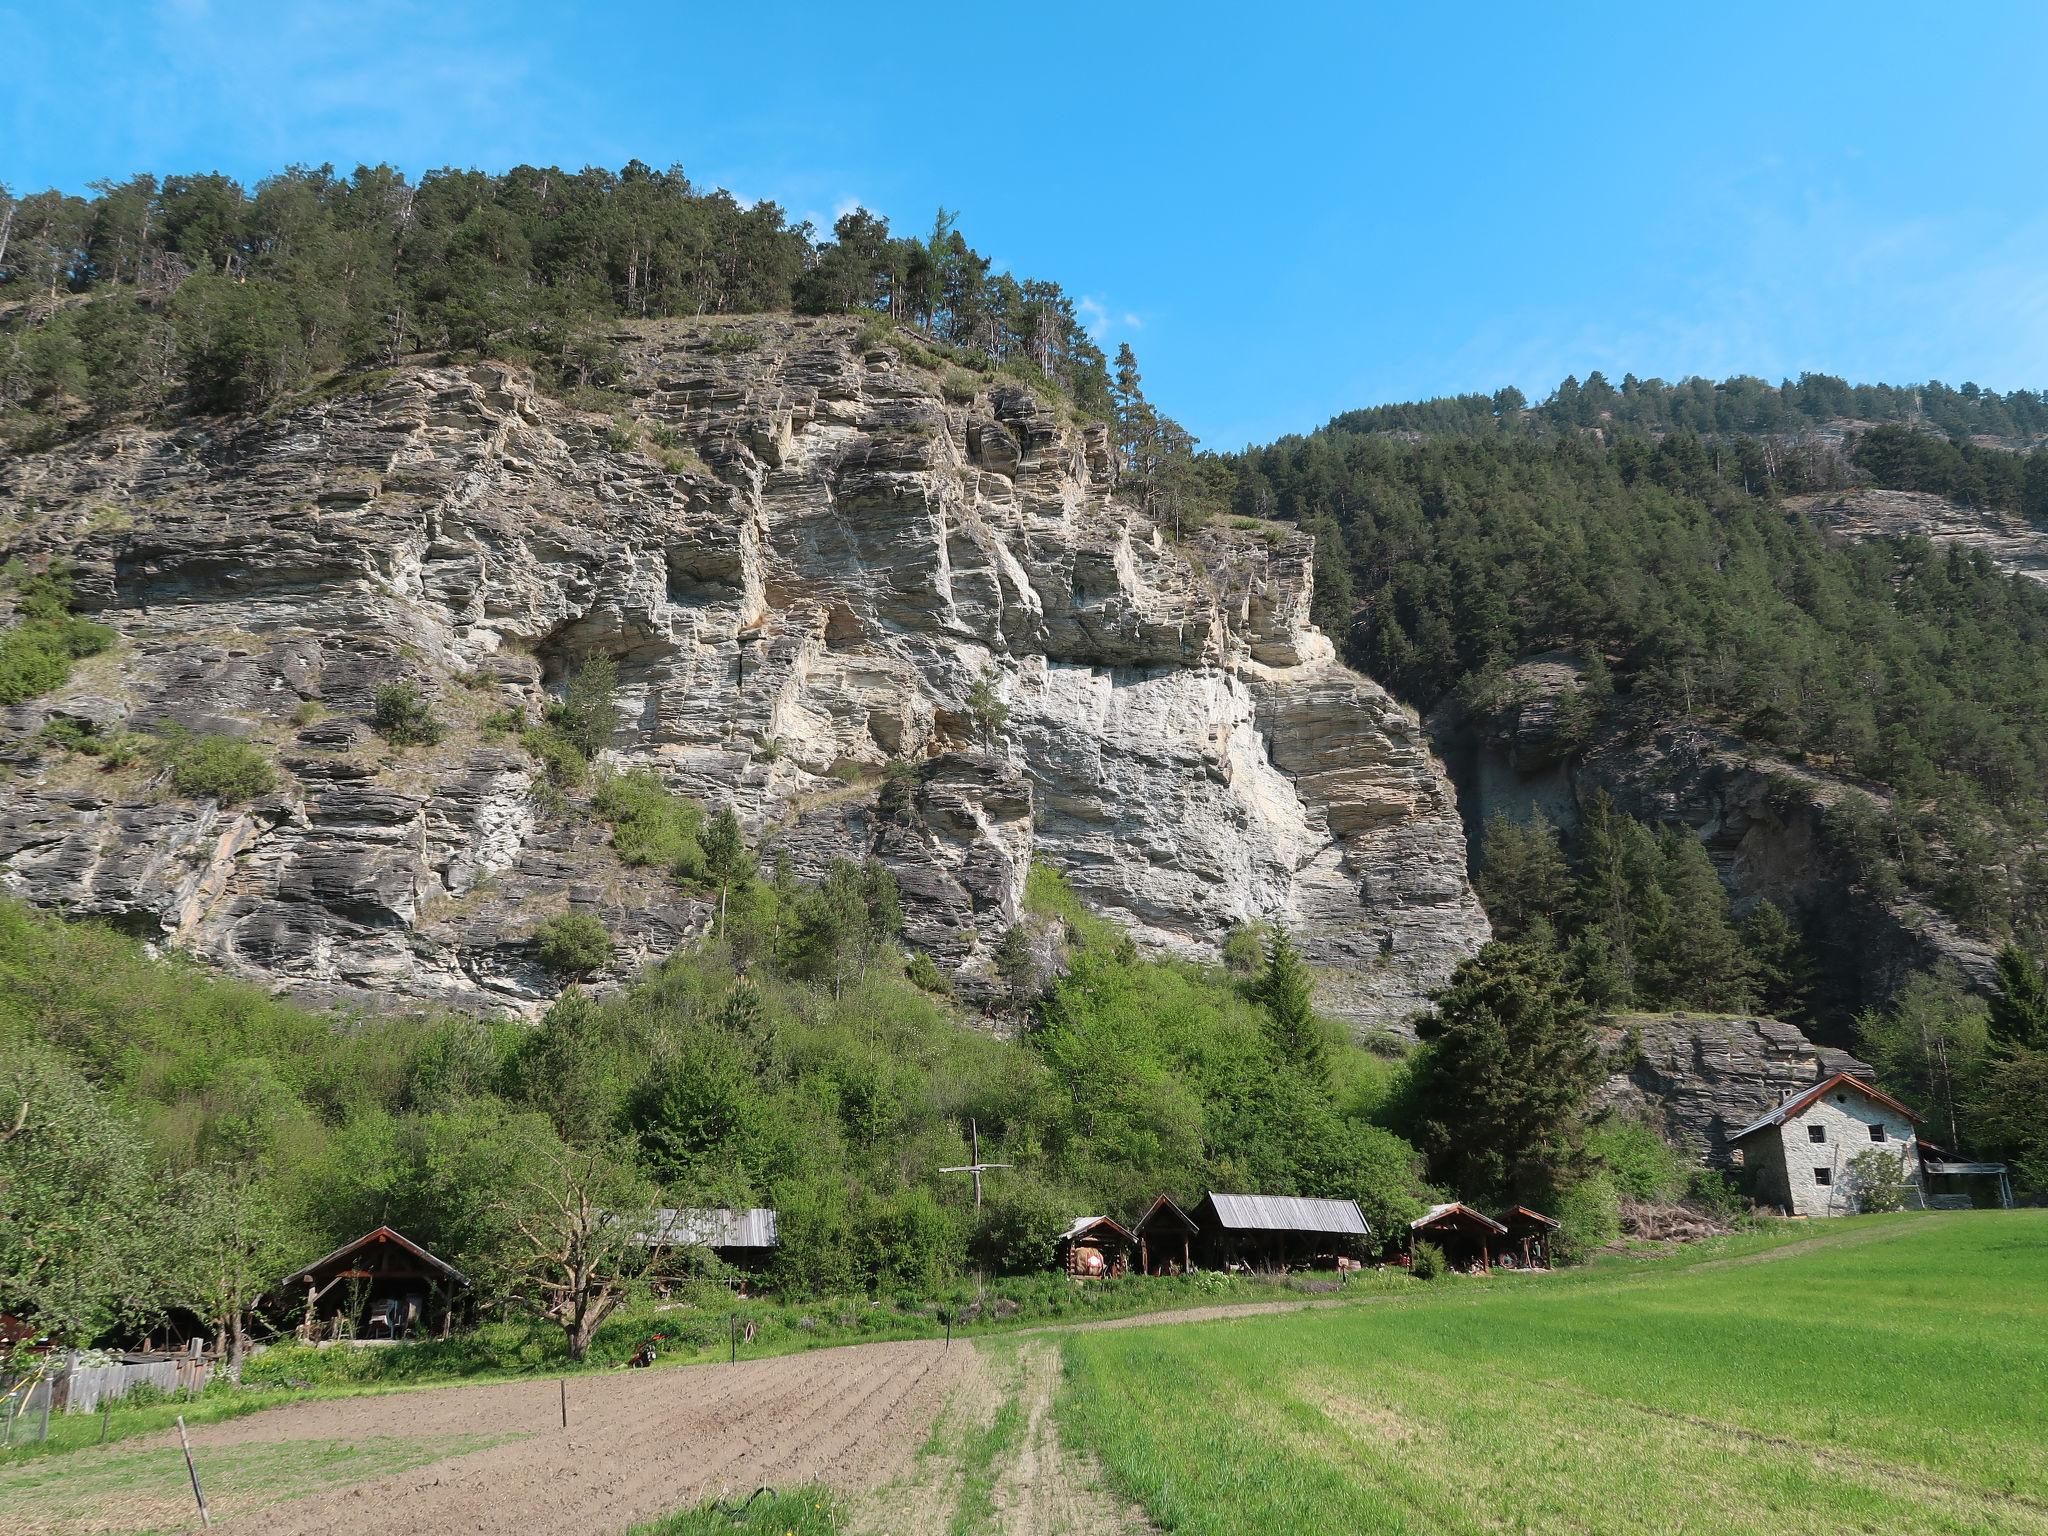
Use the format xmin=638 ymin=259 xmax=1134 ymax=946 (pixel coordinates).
xmin=0 ymin=317 xmax=1488 ymax=1027
xmin=1596 ymin=1011 xmax=1872 ymax=1165
xmin=1789 ymin=489 xmax=2048 ymax=583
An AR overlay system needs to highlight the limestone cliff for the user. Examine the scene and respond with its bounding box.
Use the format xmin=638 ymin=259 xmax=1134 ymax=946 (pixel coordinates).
xmin=0 ymin=317 xmax=1488 ymax=1029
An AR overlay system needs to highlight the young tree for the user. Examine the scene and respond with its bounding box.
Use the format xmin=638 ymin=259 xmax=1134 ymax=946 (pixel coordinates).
xmin=991 ymin=923 xmax=1035 ymax=1012
xmin=174 ymin=1163 xmax=295 ymax=1375
xmin=1254 ymin=929 xmax=1327 ymax=1079
xmin=1475 ymin=811 xmax=1571 ymax=945
xmin=1409 ymin=943 xmax=1604 ymax=1205
xmin=965 ymin=667 xmax=1009 ymax=747
xmin=1857 ymin=967 xmax=1990 ymax=1151
xmin=702 ymin=805 xmax=753 ymax=926
xmin=545 ymin=654 xmax=622 ymax=758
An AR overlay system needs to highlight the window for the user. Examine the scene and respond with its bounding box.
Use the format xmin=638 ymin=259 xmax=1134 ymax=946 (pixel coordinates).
xmin=1869 ymin=1123 xmax=1887 ymax=1143
xmin=1807 ymin=1123 xmax=1827 ymax=1143
xmin=1813 ymin=1167 xmax=1832 ymax=1186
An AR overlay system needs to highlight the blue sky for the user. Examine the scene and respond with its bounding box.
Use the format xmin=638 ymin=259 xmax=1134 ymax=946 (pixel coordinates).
xmin=5 ymin=1 xmax=2045 ymax=447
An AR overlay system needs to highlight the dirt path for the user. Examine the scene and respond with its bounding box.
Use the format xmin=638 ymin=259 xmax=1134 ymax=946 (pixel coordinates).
xmin=988 ymin=1343 xmax=1145 ymax=1536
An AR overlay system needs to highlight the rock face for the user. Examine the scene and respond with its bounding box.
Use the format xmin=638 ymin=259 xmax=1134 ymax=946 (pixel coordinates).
xmin=0 ymin=317 xmax=1488 ymax=1028
xmin=1789 ymin=488 xmax=2048 ymax=584
xmin=1596 ymin=1011 xmax=1873 ymax=1165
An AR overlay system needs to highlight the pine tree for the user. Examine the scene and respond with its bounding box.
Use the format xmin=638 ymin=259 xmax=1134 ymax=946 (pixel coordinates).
xmin=1641 ymin=829 xmax=1755 ymax=1010
xmin=1476 ymin=811 xmax=1571 ymax=944
xmin=1989 ymin=945 xmax=2048 ymax=1051
xmin=1254 ymin=929 xmax=1327 ymax=1078
xmin=1411 ymin=943 xmax=1603 ymax=1204
xmin=702 ymin=805 xmax=753 ymax=925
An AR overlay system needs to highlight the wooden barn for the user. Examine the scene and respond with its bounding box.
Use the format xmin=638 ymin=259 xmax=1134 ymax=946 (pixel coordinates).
xmin=1132 ymin=1195 xmax=1201 ymax=1276
xmin=278 ymin=1227 xmax=466 ymax=1341
xmin=1188 ymin=1192 xmax=1373 ymax=1273
xmin=1407 ymin=1203 xmax=1507 ymax=1272
xmin=1055 ymin=1216 xmax=1134 ymax=1279
xmin=1496 ymin=1206 xmax=1558 ymax=1269
xmin=637 ymin=1208 xmax=781 ymax=1272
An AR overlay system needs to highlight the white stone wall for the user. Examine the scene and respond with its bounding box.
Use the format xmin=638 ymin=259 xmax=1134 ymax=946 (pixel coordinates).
xmin=1773 ymin=1091 xmax=1919 ymax=1217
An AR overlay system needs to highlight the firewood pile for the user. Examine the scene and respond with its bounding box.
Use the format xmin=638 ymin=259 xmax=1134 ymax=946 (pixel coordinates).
xmin=1617 ymin=1195 xmax=1739 ymax=1243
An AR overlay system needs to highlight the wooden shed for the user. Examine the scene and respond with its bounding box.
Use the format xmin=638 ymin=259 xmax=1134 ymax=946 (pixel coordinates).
xmin=1133 ymin=1194 xmax=1201 ymax=1276
xmin=1407 ymin=1203 xmax=1507 ymax=1272
xmin=1495 ymin=1206 xmax=1559 ymax=1269
xmin=1055 ymin=1216 xmax=1134 ymax=1279
xmin=278 ymin=1227 xmax=466 ymax=1341
xmin=1188 ymin=1192 xmax=1373 ymax=1273
xmin=637 ymin=1208 xmax=781 ymax=1273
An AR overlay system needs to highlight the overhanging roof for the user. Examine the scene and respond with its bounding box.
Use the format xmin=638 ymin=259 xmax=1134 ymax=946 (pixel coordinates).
xmin=1057 ymin=1216 xmax=1135 ymax=1245
xmin=1412 ymin=1202 xmax=1508 ymax=1235
xmin=1199 ymin=1193 xmax=1371 ymax=1238
xmin=280 ymin=1226 xmax=466 ymax=1289
xmin=1133 ymin=1194 xmax=1200 ymax=1235
xmin=1729 ymin=1073 xmax=1922 ymax=1142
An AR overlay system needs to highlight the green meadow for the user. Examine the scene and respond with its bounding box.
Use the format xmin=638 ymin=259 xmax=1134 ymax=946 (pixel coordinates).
xmin=1058 ymin=1212 xmax=2048 ymax=1535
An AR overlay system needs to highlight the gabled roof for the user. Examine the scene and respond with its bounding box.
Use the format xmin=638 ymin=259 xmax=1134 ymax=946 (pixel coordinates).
xmin=1729 ymin=1073 xmax=1922 ymax=1143
xmin=639 ymin=1208 xmax=779 ymax=1249
xmin=1057 ymin=1216 xmax=1135 ymax=1245
xmin=1132 ymin=1194 xmax=1200 ymax=1235
xmin=1411 ymin=1202 xmax=1508 ymax=1235
xmin=280 ymin=1226 xmax=466 ymax=1289
xmin=1197 ymin=1193 xmax=1371 ymax=1237
xmin=1499 ymin=1205 xmax=1559 ymax=1230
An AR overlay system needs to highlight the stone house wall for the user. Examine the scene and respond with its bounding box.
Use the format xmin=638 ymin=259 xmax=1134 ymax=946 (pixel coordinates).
xmin=1756 ymin=1090 xmax=1919 ymax=1217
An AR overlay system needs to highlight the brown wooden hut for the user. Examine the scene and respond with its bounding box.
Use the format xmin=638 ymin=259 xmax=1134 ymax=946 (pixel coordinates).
xmin=1496 ymin=1206 xmax=1558 ymax=1269
xmin=1188 ymin=1193 xmax=1372 ymax=1273
xmin=1406 ymin=1203 xmax=1507 ymax=1272
xmin=1055 ymin=1216 xmax=1134 ymax=1279
xmin=1133 ymin=1195 xmax=1201 ymax=1275
xmin=278 ymin=1227 xmax=466 ymax=1341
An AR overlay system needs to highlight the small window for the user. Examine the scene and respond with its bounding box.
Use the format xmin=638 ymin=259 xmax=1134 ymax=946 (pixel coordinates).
xmin=1813 ymin=1167 xmax=1832 ymax=1186
xmin=1869 ymin=1123 xmax=1887 ymax=1143
xmin=1807 ymin=1123 xmax=1827 ymax=1143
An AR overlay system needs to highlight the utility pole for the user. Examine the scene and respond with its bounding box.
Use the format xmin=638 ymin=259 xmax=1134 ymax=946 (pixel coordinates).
xmin=938 ymin=1118 xmax=1010 ymax=1211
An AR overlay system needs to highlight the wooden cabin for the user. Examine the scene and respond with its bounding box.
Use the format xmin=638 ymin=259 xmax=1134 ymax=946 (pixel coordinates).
xmin=278 ymin=1227 xmax=466 ymax=1341
xmin=1188 ymin=1192 xmax=1372 ymax=1273
xmin=1496 ymin=1206 xmax=1558 ymax=1269
xmin=1055 ymin=1216 xmax=1134 ymax=1279
xmin=1407 ymin=1203 xmax=1507 ymax=1272
xmin=1132 ymin=1195 xmax=1201 ymax=1275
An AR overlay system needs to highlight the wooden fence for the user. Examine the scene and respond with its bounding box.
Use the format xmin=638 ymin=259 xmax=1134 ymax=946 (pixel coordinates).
xmin=1 ymin=1349 xmax=213 ymax=1440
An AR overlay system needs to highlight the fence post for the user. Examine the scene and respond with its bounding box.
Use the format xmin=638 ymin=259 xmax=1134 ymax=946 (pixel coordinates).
xmin=729 ymin=1315 xmax=737 ymax=1364
xmin=559 ymin=1379 xmax=567 ymax=1431
xmin=100 ymin=1395 xmax=112 ymax=1445
xmin=176 ymin=1415 xmax=212 ymax=1527
xmin=37 ymin=1381 xmax=50 ymax=1445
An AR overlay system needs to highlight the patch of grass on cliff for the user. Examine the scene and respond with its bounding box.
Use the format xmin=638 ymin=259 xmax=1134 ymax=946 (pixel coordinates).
xmin=0 ymin=566 xmax=115 ymax=705
xmin=152 ymin=725 xmax=278 ymax=803
xmin=1059 ymin=1212 xmax=2041 ymax=1536
xmin=591 ymin=768 xmax=709 ymax=880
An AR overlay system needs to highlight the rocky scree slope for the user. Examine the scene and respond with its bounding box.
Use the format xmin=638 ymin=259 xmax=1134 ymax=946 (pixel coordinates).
xmin=0 ymin=317 xmax=1487 ymax=1028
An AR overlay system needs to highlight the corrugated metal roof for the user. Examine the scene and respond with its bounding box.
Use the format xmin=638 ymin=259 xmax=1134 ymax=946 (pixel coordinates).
xmin=639 ymin=1208 xmax=779 ymax=1249
xmin=1057 ymin=1216 xmax=1134 ymax=1244
xmin=1729 ymin=1073 xmax=1921 ymax=1143
xmin=1203 ymin=1193 xmax=1370 ymax=1236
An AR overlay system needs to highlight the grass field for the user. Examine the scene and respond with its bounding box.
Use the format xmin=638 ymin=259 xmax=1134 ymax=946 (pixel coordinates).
xmin=1058 ymin=1212 xmax=2048 ymax=1535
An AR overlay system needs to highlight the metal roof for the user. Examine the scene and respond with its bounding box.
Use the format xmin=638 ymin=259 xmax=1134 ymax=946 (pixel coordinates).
xmin=1411 ymin=1202 xmax=1507 ymax=1235
xmin=1923 ymin=1161 xmax=2007 ymax=1175
xmin=1201 ymin=1193 xmax=1371 ymax=1237
xmin=638 ymin=1208 xmax=779 ymax=1249
xmin=1057 ymin=1216 xmax=1134 ymax=1244
xmin=1729 ymin=1073 xmax=1922 ymax=1143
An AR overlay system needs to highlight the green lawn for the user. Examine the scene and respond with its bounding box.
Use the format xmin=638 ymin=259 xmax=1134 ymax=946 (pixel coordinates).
xmin=1058 ymin=1212 xmax=2048 ymax=1535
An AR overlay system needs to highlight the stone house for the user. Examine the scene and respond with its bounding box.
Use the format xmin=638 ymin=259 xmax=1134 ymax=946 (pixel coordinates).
xmin=1729 ymin=1074 xmax=1922 ymax=1217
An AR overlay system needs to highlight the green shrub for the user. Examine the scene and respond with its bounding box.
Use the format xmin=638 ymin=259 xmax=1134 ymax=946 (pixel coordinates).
xmin=1846 ymin=1147 xmax=1909 ymax=1213
xmin=0 ymin=571 xmax=114 ymax=705
xmin=533 ymin=911 xmax=612 ymax=977
xmin=1409 ymin=1239 xmax=1447 ymax=1280
xmin=1587 ymin=1116 xmax=1689 ymax=1201
xmin=905 ymin=950 xmax=952 ymax=995
xmin=940 ymin=367 xmax=980 ymax=404
xmin=632 ymin=1489 xmax=844 ymax=1536
xmin=371 ymin=681 xmax=444 ymax=747
xmin=520 ymin=726 xmax=587 ymax=789
xmin=154 ymin=729 xmax=277 ymax=804
xmin=482 ymin=706 xmax=527 ymax=735
xmin=41 ymin=717 xmax=148 ymax=768
xmin=591 ymin=768 xmax=708 ymax=879
xmin=1550 ymin=1173 xmax=1622 ymax=1263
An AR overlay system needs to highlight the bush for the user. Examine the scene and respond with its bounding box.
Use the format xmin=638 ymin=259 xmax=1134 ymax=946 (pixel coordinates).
xmin=520 ymin=726 xmax=587 ymax=789
xmin=1846 ymin=1148 xmax=1909 ymax=1213
xmin=1409 ymin=1239 xmax=1447 ymax=1280
xmin=534 ymin=912 xmax=612 ymax=977
xmin=154 ymin=729 xmax=277 ymax=804
xmin=371 ymin=681 xmax=444 ymax=747
xmin=1550 ymin=1173 xmax=1622 ymax=1264
xmin=1587 ymin=1117 xmax=1689 ymax=1201
xmin=543 ymin=655 xmax=621 ymax=758
xmin=940 ymin=367 xmax=980 ymax=404
xmin=591 ymin=769 xmax=708 ymax=880
xmin=0 ymin=571 xmax=114 ymax=705
xmin=905 ymin=951 xmax=952 ymax=995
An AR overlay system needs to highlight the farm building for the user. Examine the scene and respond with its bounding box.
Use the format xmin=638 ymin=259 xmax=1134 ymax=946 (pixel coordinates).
xmin=638 ymin=1208 xmax=780 ymax=1271
xmin=278 ymin=1227 xmax=466 ymax=1341
xmin=1407 ymin=1203 xmax=1507 ymax=1272
xmin=1496 ymin=1206 xmax=1559 ymax=1269
xmin=1056 ymin=1216 xmax=1134 ymax=1279
xmin=1132 ymin=1194 xmax=1201 ymax=1275
xmin=1729 ymin=1073 xmax=1921 ymax=1217
xmin=1187 ymin=1193 xmax=1372 ymax=1272
xmin=1915 ymin=1141 xmax=2016 ymax=1210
